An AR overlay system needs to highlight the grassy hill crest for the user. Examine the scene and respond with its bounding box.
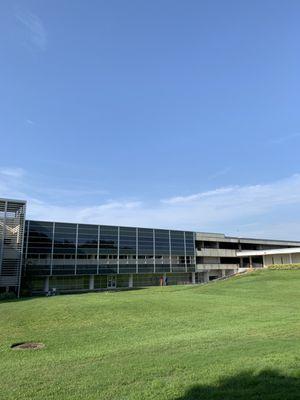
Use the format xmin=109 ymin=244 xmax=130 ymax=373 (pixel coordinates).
xmin=1 ymin=270 xmax=300 ymax=399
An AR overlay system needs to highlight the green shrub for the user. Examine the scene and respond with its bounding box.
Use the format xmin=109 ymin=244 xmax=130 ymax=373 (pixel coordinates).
xmin=0 ymin=292 xmax=16 ymax=301
xmin=268 ymin=263 xmax=300 ymax=270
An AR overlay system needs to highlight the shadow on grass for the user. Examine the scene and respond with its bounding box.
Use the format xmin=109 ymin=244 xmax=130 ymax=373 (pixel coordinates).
xmin=0 ymin=296 xmax=35 ymax=304
xmin=2 ymin=287 xmax=148 ymax=302
xmin=175 ymin=369 xmax=300 ymax=400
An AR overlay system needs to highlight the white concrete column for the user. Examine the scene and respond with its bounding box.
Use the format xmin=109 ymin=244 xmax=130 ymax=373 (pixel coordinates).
xmin=44 ymin=276 xmax=49 ymax=293
xmin=192 ymin=272 xmax=196 ymax=284
xmin=129 ymin=274 xmax=133 ymax=288
xmin=289 ymin=254 xmax=293 ymax=264
xmin=249 ymin=256 xmax=253 ymax=268
xmin=89 ymin=275 xmax=94 ymax=290
xmin=203 ymin=271 xmax=209 ymax=283
xmin=221 ymin=269 xmax=226 ymax=278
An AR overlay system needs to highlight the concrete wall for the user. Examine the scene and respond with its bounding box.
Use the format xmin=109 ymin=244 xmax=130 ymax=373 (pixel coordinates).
xmin=293 ymin=254 xmax=300 ymax=263
xmin=202 ymin=257 xmax=220 ymax=264
xmin=265 ymin=253 xmax=300 ymax=265
xmin=197 ymin=249 xmax=237 ymax=257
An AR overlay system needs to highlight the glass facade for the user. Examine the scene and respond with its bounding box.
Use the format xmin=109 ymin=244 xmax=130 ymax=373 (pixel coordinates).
xmin=25 ymin=221 xmax=53 ymax=276
xmin=3 ymin=196 xmax=300 ymax=295
xmin=77 ymin=224 xmax=98 ymax=275
xmin=24 ymin=221 xmax=196 ymax=277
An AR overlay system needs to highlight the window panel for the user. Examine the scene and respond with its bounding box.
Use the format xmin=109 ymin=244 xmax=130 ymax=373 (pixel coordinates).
xmin=138 ymin=228 xmax=154 ymax=255
xmin=77 ymin=225 xmax=98 ymax=257
xmin=119 ymin=264 xmax=136 ymax=274
xmin=76 ymin=265 xmax=97 ymax=275
xmin=119 ymin=227 xmax=136 ymax=255
xmin=27 ymin=222 xmax=53 ymax=255
xmin=155 ymin=264 xmax=171 ymax=273
xmin=53 ymin=223 xmax=77 ymax=257
xmin=138 ymin=264 xmax=154 ymax=273
xmin=185 ymin=232 xmax=195 ymax=255
xmin=99 ymin=226 xmax=118 ymax=254
xmin=170 ymin=231 xmax=185 ymax=255
xmin=154 ymin=229 xmax=170 ymax=256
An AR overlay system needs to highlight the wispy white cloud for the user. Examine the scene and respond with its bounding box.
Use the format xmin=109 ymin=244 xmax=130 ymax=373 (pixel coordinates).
xmin=1 ymin=168 xmax=300 ymax=239
xmin=41 ymin=187 xmax=109 ymax=199
xmin=270 ymin=133 xmax=300 ymax=145
xmin=238 ymin=221 xmax=300 ymax=241
xmin=15 ymin=7 xmax=47 ymax=51
xmin=26 ymin=119 xmax=35 ymax=125
xmin=0 ymin=167 xmax=25 ymax=179
xmin=0 ymin=167 xmax=28 ymax=200
xmin=0 ymin=167 xmax=108 ymax=204
xmin=158 ymin=175 xmax=300 ymax=237
xmin=208 ymin=166 xmax=232 ymax=180
xmin=26 ymin=199 xmax=144 ymax=224
xmin=161 ymin=187 xmax=234 ymax=205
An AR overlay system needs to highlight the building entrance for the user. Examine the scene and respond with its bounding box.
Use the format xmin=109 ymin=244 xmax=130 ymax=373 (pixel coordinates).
xmin=107 ymin=275 xmax=117 ymax=289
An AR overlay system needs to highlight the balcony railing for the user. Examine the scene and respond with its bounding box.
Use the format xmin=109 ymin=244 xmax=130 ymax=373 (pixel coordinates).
xmin=26 ymin=259 xmax=196 ymax=267
xmin=196 ymin=263 xmax=239 ymax=271
xmin=196 ymin=248 xmax=237 ymax=257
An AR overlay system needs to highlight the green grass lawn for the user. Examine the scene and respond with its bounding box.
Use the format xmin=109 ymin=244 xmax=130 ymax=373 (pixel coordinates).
xmin=1 ymin=270 xmax=300 ymax=399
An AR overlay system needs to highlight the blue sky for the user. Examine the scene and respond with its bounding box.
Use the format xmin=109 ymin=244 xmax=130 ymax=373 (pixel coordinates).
xmin=1 ymin=1 xmax=300 ymax=238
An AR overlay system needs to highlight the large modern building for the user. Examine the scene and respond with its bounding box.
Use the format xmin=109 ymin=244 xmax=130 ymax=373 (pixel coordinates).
xmin=1 ymin=197 xmax=300 ymax=296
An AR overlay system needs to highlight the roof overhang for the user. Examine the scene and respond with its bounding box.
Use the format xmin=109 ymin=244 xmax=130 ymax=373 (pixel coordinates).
xmin=237 ymin=247 xmax=300 ymax=257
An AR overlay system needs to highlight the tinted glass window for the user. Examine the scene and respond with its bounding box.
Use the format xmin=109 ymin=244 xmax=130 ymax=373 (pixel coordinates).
xmin=119 ymin=227 xmax=136 ymax=255
xmin=185 ymin=232 xmax=195 ymax=255
xmin=99 ymin=225 xmax=118 ymax=254
xmin=53 ymin=223 xmax=76 ymax=254
xmin=154 ymin=229 xmax=170 ymax=256
xmin=170 ymin=230 xmax=185 ymax=255
xmin=138 ymin=228 xmax=154 ymax=255
xmin=77 ymin=225 xmax=98 ymax=255
xmin=27 ymin=221 xmax=54 ymax=254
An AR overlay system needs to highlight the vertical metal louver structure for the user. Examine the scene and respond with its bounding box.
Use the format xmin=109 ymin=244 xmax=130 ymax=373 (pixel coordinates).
xmin=0 ymin=199 xmax=26 ymax=295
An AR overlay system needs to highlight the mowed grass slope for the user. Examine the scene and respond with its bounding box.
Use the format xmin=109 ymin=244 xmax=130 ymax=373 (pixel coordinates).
xmin=1 ymin=270 xmax=300 ymax=400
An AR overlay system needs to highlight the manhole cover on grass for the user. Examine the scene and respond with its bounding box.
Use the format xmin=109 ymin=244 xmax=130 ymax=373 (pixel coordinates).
xmin=11 ymin=342 xmax=45 ymax=350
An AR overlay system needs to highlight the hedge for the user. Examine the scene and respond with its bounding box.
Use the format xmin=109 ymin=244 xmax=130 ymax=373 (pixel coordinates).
xmin=0 ymin=292 xmax=16 ymax=301
xmin=268 ymin=264 xmax=300 ymax=270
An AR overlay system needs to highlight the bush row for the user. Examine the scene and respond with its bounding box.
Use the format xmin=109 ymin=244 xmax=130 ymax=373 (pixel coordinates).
xmin=0 ymin=292 xmax=17 ymax=301
xmin=268 ymin=264 xmax=300 ymax=270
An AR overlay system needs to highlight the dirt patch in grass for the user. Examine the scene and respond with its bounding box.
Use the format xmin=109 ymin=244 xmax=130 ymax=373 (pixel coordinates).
xmin=11 ymin=342 xmax=45 ymax=350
